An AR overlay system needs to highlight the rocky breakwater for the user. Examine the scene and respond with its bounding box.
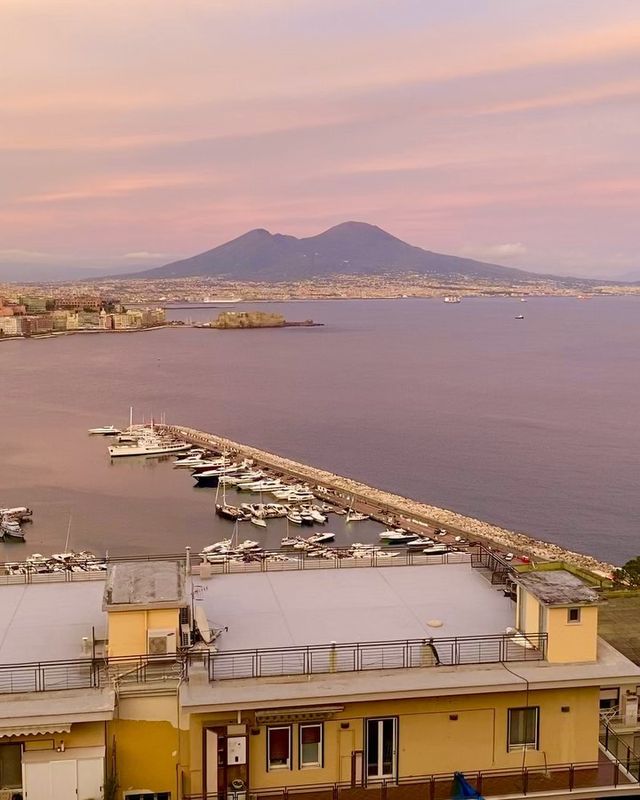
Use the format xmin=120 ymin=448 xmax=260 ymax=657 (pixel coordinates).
xmin=162 ymin=424 xmax=617 ymax=578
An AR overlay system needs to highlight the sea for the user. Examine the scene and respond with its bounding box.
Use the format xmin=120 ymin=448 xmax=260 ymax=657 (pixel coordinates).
xmin=1 ymin=296 xmax=639 ymax=564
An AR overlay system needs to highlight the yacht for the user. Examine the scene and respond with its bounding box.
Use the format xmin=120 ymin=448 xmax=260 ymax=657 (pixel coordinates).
xmin=88 ymin=425 xmax=122 ymax=435
xmin=379 ymin=529 xmax=417 ymax=543
xmin=443 ymin=296 xmax=462 ymax=303
xmin=515 ymin=314 xmax=525 ymax=320
xmin=286 ymin=511 xmax=303 ymax=525
xmin=250 ymin=516 xmax=267 ymax=528
xmin=172 ymin=451 xmax=208 ymax=467
xmin=0 ymin=506 xmax=32 ymax=521
xmin=307 ymin=532 xmax=335 ymax=544
xmin=108 ymin=437 xmax=191 ymax=458
xmin=1 ymin=519 xmax=25 ymax=541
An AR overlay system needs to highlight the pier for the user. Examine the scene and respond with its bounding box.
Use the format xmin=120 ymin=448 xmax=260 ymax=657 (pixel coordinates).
xmin=159 ymin=424 xmax=616 ymax=578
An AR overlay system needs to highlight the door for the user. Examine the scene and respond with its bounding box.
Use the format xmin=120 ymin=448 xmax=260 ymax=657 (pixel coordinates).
xmin=51 ymin=760 xmax=77 ymax=799
xmin=205 ymin=730 xmax=218 ymax=797
xmin=77 ymin=757 xmax=104 ymax=800
xmin=23 ymin=762 xmax=51 ymax=800
xmin=366 ymin=718 xmax=397 ymax=781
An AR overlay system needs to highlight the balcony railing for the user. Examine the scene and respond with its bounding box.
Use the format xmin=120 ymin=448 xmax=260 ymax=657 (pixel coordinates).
xmin=0 ymin=630 xmax=547 ymax=695
xmin=204 ymin=632 xmax=547 ymax=681
xmin=183 ymin=749 xmax=636 ymax=800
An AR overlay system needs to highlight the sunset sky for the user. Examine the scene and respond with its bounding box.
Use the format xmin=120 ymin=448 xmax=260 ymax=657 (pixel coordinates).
xmin=2 ymin=0 xmax=639 ymax=279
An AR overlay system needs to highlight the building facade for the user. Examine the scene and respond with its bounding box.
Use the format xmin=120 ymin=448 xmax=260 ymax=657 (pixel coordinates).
xmin=0 ymin=551 xmax=638 ymax=800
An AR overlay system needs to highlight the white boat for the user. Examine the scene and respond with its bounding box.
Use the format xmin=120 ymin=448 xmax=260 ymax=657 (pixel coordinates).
xmin=173 ymin=451 xmax=207 ymax=467
xmin=443 ymin=296 xmax=462 ymax=304
xmin=307 ymin=532 xmax=335 ymax=544
xmin=379 ymin=530 xmax=417 ymax=543
xmin=250 ymin=517 xmax=267 ymax=528
xmin=345 ymin=511 xmax=369 ymax=522
xmin=281 ymin=536 xmax=299 ymax=547
xmin=0 ymin=506 xmax=32 ymax=521
xmin=109 ymin=438 xmax=191 ymax=457
xmin=287 ymin=512 xmax=303 ymax=525
xmin=407 ymin=537 xmax=433 ymax=548
xmin=308 ymin=509 xmax=327 ymax=524
xmin=88 ymin=425 xmax=121 ymax=435
xmin=423 ymin=545 xmax=451 ymax=555
xmin=1 ymin=519 xmax=25 ymax=540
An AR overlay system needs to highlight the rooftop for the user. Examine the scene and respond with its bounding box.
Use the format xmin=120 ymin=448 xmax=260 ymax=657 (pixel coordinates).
xmin=103 ymin=559 xmax=187 ymax=610
xmin=515 ymin=569 xmax=600 ymax=606
xmin=198 ymin=563 xmax=515 ymax=651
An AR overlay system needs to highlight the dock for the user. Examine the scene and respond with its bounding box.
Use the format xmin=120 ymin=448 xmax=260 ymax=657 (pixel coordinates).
xmin=159 ymin=424 xmax=616 ymax=578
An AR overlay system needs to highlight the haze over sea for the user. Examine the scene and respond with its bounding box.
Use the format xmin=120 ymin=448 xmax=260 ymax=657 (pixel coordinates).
xmin=1 ymin=296 xmax=639 ymax=564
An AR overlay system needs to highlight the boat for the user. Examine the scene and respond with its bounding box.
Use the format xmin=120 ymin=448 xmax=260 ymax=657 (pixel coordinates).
xmin=250 ymin=517 xmax=267 ymax=528
xmin=281 ymin=536 xmax=299 ymax=547
xmin=423 ymin=544 xmax=452 ymax=555
xmin=108 ymin=435 xmax=191 ymax=458
xmin=299 ymin=512 xmax=315 ymax=526
xmin=172 ymin=451 xmax=208 ymax=467
xmin=307 ymin=532 xmax=335 ymax=544
xmin=0 ymin=506 xmax=33 ymax=521
xmin=215 ymin=504 xmax=246 ymax=521
xmin=88 ymin=425 xmax=122 ymax=435
xmin=1 ymin=519 xmax=25 ymax=541
xmin=443 ymin=296 xmax=462 ymax=304
xmin=345 ymin=511 xmax=369 ymax=522
xmin=287 ymin=512 xmax=303 ymax=525
xmin=307 ymin=508 xmax=327 ymax=524
xmin=515 ymin=314 xmax=525 ymax=320
xmin=379 ymin=529 xmax=417 ymax=543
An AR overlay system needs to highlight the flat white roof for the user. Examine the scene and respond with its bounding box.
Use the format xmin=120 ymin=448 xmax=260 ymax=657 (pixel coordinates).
xmin=198 ymin=563 xmax=515 ymax=651
xmin=0 ymin=581 xmax=105 ymax=664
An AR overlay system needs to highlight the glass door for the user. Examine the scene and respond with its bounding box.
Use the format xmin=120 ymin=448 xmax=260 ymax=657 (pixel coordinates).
xmin=366 ymin=718 xmax=397 ymax=781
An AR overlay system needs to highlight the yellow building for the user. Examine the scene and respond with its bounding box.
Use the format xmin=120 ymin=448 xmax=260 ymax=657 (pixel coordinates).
xmin=0 ymin=550 xmax=639 ymax=800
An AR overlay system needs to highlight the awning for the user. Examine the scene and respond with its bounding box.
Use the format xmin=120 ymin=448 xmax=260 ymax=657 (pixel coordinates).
xmin=255 ymin=706 xmax=344 ymax=724
xmin=0 ymin=723 xmax=71 ymax=738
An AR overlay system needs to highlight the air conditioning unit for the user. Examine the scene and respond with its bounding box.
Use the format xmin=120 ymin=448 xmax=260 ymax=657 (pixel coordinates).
xmin=147 ymin=628 xmax=176 ymax=657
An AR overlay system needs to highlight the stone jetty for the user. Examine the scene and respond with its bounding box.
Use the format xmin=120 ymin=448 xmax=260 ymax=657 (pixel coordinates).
xmin=162 ymin=424 xmax=617 ymax=578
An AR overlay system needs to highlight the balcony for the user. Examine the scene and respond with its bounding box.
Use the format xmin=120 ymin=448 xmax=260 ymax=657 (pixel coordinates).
xmin=184 ymin=752 xmax=637 ymax=800
xmin=202 ymin=632 xmax=547 ymax=682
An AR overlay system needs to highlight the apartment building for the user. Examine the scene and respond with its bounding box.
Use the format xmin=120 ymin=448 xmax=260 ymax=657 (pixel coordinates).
xmin=0 ymin=549 xmax=638 ymax=800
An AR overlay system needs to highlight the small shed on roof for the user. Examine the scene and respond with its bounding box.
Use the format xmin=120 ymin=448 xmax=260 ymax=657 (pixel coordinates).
xmin=103 ymin=560 xmax=187 ymax=611
xmin=515 ymin=569 xmax=599 ymax=607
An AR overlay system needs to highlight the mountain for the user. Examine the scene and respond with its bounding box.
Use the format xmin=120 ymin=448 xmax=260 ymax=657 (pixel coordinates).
xmin=122 ymin=222 xmax=566 ymax=282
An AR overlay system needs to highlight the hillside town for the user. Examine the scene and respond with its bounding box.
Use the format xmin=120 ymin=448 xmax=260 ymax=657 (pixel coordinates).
xmin=0 ymin=292 xmax=166 ymax=339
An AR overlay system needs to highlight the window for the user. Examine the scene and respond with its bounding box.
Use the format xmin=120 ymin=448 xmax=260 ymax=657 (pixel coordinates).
xmin=300 ymin=724 xmax=323 ymax=768
xmin=600 ymin=688 xmax=620 ymax=711
xmin=508 ymin=707 xmax=539 ymax=751
xmin=0 ymin=743 xmax=22 ymax=789
xmin=567 ymin=607 xmax=581 ymax=623
xmin=267 ymin=726 xmax=291 ymax=770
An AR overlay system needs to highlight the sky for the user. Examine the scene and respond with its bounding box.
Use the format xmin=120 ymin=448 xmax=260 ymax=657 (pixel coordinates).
xmin=1 ymin=0 xmax=639 ymax=280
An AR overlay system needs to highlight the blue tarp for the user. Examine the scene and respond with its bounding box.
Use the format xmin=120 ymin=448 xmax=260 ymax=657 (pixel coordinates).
xmin=452 ymin=772 xmax=484 ymax=800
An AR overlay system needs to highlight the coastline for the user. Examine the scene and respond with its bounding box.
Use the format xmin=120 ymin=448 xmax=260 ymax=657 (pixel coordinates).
xmin=161 ymin=423 xmax=618 ymax=578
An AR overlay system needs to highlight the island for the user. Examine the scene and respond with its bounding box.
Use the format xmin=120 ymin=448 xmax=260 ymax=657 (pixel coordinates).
xmin=196 ymin=311 xmax=322 ymax=329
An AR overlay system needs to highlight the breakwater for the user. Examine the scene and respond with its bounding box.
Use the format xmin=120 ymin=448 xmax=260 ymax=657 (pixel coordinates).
xmin=160 ymin=424 xmax=617 ymax=577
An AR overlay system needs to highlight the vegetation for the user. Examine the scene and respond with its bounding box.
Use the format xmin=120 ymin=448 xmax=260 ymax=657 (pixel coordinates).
xmin=613 ymin=557 xmax=640 ymax=587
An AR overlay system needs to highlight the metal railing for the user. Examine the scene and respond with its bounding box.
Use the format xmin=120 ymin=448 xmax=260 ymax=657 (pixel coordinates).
xmin=0 ymin=653 xmax=186 ymax=695
xmin=0 ymin=628 xmax=548 ymax=695
xmin=204 ymin=631 xmax=547 ymax=681
xmin=0 ymin=658 xmax=101 ymax=694
xmin=600 ymin=721 xmax=640 ymax=780
xmin=183 ymin=752 xmax=636 ymax=800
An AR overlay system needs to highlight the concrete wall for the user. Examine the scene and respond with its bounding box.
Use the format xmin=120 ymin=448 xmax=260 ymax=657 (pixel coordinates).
xmin=546 ymin=605 xmax=599 ymax=663
xmin=107 ymin=608 xmax=180 ymax=657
